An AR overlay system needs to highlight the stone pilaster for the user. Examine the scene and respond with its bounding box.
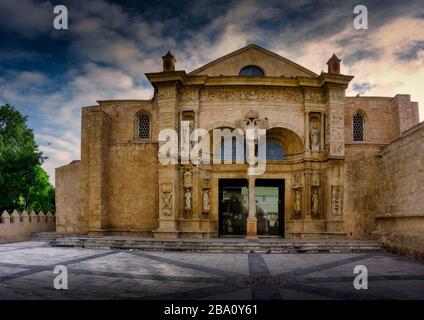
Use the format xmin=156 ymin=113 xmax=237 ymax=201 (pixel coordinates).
xmin=247 ymin=176 xmax=257 ymax=238
xmin=80 ymin=106 xmax=111 ymax=236
xmin=325 ymin=85 xmax=346 ymax=158
xmin=154 ymin=82 xmax=181 ymax=238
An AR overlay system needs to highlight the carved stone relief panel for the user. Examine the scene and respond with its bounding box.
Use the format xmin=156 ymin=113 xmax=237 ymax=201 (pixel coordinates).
xmin=200 ymin=87 xmax=303 ymax=103
xmin=160 ymin=183 xmax=173 ymax=216
xmin=305 ymin=90 xmax=323 ymax=104
xmin=293 ymin=172 xmax=303 ymax=189
xmin=183 ymin=169 xmax=193 ymax=188
xmin=331 ymin=186 xmax=344 ymax=217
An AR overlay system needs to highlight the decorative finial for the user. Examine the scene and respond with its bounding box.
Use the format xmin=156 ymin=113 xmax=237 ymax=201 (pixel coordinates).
xmin=162 ymin=51 xmax=176 ymax=71
xmin=327 ymin=53 xmax=341 ymax=74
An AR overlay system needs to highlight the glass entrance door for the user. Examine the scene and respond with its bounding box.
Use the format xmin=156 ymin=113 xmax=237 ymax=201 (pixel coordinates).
xmin=219 ymin=179 xmax=248 ymax=236
xmin=256 ymin=179 xmax=284 ymax=236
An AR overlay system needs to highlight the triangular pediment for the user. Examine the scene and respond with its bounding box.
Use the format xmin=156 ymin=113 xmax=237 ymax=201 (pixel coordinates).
xmin=189 ymin=44 xmax=317 ymax=78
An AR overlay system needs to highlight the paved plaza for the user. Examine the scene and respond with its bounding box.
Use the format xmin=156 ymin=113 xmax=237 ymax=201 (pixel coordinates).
xmin=0 ymin=240 xmax=423 ymax=300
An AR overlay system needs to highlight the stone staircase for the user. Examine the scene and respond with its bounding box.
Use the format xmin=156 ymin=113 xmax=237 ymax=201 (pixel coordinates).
xmin=36 ymin=233 xmax=384 ymax=253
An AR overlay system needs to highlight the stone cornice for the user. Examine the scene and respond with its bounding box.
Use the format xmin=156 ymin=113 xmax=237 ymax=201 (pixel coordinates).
xmin=146 ymin=71 xmax=354 ymax=89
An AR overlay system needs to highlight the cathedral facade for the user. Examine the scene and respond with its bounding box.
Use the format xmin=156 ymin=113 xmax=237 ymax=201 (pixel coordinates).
xmin=56 ymin=45 xmax=422 ymax=246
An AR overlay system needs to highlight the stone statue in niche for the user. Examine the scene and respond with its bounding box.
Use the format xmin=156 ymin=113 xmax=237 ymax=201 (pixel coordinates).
xmin=203 ymin=189 xmax=210 ymax=213
xmin=310 ymin=124 xmax=320 ymax=152
xmin=294 ymin=189 xmax=302 ymax=214
xmin=311 ymin=188 xmax=319 ymax=216
xmin=184 ymin=188 xmax=192 ymax=211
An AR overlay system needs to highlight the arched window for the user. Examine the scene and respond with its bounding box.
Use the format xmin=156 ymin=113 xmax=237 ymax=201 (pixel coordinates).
xmin=138 ymin=114 xmax=150 ymax=140
xmin=256 ymin=138 xmax=285 ymax=161
xmin=352 ymin=112 xmax=364 ymax=142
xmin=265 ymin=139 xmax=285 ymax=160
xmin=239 ymin=65 xmax=265 ymax=76
xmin=220 ymin=138 xmax=246 ymax=162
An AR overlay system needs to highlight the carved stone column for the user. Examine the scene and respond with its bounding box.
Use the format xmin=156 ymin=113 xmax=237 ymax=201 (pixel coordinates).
xmin=247 ymin=176 xmax=257 ymax=238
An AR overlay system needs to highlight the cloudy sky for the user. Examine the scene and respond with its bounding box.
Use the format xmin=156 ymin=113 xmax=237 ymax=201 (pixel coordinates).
xmin=0 ymin=0 xmax=423 ymax=184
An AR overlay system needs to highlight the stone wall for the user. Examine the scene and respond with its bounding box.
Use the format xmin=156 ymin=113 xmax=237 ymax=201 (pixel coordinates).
xmin=375 ymin=122 xmax=424 ymax=259
xmin=56 ymin=160 xmax=82 ymax=234
xmin=344 ymin=146 xmax=381 ymax=239
xmin=0 ymin=210 xmax=55 ymax=242
xmin=345 ymin=95 xmax=419 ymax=144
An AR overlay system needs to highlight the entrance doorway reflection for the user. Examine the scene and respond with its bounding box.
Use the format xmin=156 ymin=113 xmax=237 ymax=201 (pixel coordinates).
xmin=256 ymin=179 xmax=284 ymax=236
xmin=219 ymin=179 xmax=248 ymax=236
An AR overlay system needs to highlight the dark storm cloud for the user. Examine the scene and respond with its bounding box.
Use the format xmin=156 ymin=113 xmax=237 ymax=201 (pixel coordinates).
xmin=344 ymin=49 xmax=382 ymax=65
xmin=0 ymin=0 xmax=423 ymax=183
xmin=395 ymin=41 xmax=424 ymax=61
xmin=352 ymin=82 xmax=376 ymax=95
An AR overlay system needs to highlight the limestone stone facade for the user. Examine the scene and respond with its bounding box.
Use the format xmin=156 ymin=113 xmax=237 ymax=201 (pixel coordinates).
xmin=56 ymin=45 xmax=422 ymax=251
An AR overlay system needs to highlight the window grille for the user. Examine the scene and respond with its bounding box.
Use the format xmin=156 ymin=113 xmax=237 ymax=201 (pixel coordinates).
xmin=139 ymin=114 xmax=150 ymax=140
xmin=352 ymin=113 xmax=364 ymax=141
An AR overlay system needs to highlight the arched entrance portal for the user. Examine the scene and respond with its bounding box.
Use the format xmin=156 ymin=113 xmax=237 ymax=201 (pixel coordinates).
xmin=212 ymin=125 xmax=303 ymax=238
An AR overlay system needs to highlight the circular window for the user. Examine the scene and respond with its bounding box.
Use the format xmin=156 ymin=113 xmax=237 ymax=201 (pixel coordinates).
xmin=239 ymin=65 xmax=265 ymax=76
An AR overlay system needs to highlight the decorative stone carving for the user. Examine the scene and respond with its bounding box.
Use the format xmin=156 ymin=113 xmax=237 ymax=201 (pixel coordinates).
xmin=203 ymin=178 xmax=210 ymax=189
xmin=157 ymin=85 xmax=177 ymax=100
xmin=200 ymin=88 xmax=303 ymax=103
xmin=183 ymin=169 xmax=193 ymax=188
xmin=305 ymin=91 xmax=323 ymax=103
xmin=184 ymin=188 xmax=192 ymax=211
xmin=330 ymin=142 xmax=345 ymax=156
xmin=293 ymin=172 xmax=302 ymax=189
xmin=180 ymin=88 xmax=199 ymax=102
xmin=160 ymin=183 xmax=173 ymax=216
xmin=202 ymin=189 xmax=210 ymax=213
xmin=332 ymin=186 xmax=343 ymax=216
xmin=239 ymin=111 xmax=269 ymax=130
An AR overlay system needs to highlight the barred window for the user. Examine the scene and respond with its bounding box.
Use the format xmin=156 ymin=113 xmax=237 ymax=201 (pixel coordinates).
xmin=352 ymin=113 xmax=364 ymax=141
xmin=138 ymin=114 xmax=150 ymax=140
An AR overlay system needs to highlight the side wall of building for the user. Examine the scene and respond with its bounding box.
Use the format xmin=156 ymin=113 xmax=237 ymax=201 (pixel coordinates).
xmin=376 ymin=122 xmax=424 ymax=258
xmin=56 ymin=161 xmax=83 ymax=234
xmin=101 ymin=101 xmax=159 ymax=235
xmin=343 ymin=95 xmax=420 ymax=241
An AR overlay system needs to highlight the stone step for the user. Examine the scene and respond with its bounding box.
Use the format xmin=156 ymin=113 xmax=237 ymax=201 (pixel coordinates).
xmin=45 ymin=236 xmax=383 ymax=253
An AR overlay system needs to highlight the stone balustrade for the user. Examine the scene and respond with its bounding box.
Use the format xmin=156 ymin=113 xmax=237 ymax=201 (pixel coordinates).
xmin=0 ymin=210 xmax=55 ymax=242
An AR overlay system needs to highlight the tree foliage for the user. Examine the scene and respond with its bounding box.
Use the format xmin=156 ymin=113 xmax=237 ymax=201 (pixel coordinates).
xmin=0 ymin=104 xmax=55 ymax=213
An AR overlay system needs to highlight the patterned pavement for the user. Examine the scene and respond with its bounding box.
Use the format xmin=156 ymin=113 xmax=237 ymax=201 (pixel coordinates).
xmin=0 ymin=241 xmax=423 ymax=300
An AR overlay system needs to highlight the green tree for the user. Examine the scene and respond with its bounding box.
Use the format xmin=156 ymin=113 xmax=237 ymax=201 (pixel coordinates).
xmin=0 ymin=104 xmax=55 ymax=213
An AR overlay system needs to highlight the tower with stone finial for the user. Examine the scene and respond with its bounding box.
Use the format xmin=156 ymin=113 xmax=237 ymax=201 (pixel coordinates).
xmin=162 ymin=51 xmax=176 ymax=71
xmin=327 ymin=54 xmax=341 ymax=74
